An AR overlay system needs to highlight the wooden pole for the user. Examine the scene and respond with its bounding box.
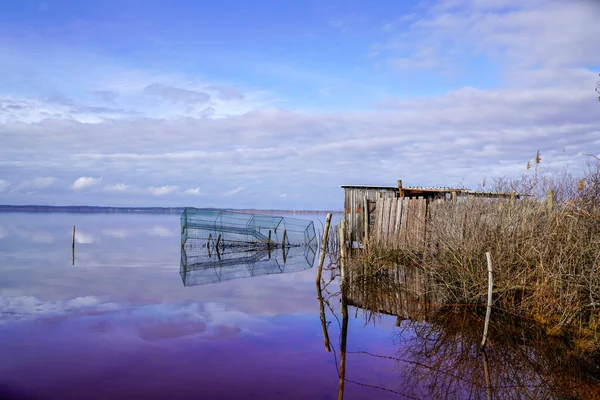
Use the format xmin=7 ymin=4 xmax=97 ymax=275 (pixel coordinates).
xmin=207 ymin=233 xmax=212 ymax=257
xmin=338 ymin=287 xmax=349 ymax=400
xmin=316 ymin=213 xmax=333 ymax=283
xmin=316 ymin=281 xmax=331 ymax=352
xmin=482 ymin=349 xmax=492 ymax=400
xmin=72 ymin=225 xmax=75 ymax=266
xmin=481 ymin=251 xmax=493 ymax=349
xmin=216 ymin=233 xmax=222 ymax=255
xmin=397 ymin=179 xmax=403 ymax=198
xmin=282 ymin=229 xmax=287 ymax=250
xmin=340 ymin=220 xmax=347 ymax=285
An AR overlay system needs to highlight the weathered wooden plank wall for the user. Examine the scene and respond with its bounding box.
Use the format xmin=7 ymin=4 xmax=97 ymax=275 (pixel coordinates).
xmin=372 ymin=197 xmax=428 ymax=249
xmin=344 ymin=188 xmax=396 ymax=245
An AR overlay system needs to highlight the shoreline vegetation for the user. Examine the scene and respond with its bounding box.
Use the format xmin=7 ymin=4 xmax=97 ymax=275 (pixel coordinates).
xmin=336 ymin=155 xmax=600 ymax=355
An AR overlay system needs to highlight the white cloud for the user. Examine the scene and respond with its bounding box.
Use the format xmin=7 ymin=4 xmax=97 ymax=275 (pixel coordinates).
xmin=0 ymin=179 xmax=9 ymax=192
xmin=148 ymin=226 xmax=174 ymax=237
xmin=375 ymin=0 xmax=600 ymax=74
xmin=72 ymin=176 xmax=102 ymax=191
xmin=0 ymin=295 xmax=119 ymax=323
xmin=14 ymin=177 xmax=55 ymax=191
xmin=148 ymin=185 xmax=178 ymax=196
xmin=104 ymin=183 xmax=130 ymax=192
xmin=223 ymin=186 xmax=245 ymax=196
xmin=184 ymin=187 xmax=202 ymax=196
xmin=75 ymin=231 xmax=95 ymax=244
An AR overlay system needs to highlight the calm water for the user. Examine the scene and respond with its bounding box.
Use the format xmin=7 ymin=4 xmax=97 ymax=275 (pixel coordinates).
xmin=1 ymin=212 xmax=598 ymax=400
xmin=0 ymin=212 xmax=400 ymax=400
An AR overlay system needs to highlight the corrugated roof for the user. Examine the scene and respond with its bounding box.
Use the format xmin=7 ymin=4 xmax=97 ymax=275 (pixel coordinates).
xmin=340 ymin=184 xmax=466 ymax=191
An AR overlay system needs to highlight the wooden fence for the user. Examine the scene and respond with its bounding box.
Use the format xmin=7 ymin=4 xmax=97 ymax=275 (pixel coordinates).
xmin=370 ymin=197 xmax=440 ymax=249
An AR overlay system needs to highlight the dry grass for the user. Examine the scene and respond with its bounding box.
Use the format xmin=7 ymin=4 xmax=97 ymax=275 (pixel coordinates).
xmin=350 ymin=159 xmax=600 ymax=353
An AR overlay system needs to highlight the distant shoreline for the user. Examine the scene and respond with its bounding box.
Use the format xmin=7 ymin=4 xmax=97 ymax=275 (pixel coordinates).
xmin=0 ymin=205 xmax=340 ymax=215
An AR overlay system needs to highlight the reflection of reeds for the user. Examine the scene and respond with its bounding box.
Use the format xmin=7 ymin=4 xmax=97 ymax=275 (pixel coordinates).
xmin=317 ymin=273 xmax=600 ymax=400
xmin=350 ymin=159 xmax=600 ymax=353
xmin=391 ymin=308 xmax=600 ymax=400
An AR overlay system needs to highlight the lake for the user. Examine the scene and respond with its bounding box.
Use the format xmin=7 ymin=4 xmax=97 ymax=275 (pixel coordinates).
xmin=0 ymin=211 xmax=598 ymax=399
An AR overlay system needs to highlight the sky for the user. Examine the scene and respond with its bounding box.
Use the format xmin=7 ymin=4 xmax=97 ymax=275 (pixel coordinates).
xmin=0 ymin=0 xmax=599 ymax=210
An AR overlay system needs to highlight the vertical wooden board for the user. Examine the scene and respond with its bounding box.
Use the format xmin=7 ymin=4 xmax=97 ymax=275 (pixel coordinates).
xmin=417 ymin=197 xmax=425 ymax=248
xmin=421 ymin=197 xmax=427 ymax=247
xmin=417 ymin=197 xmax=424 ymax=248
xmin=394 ymin=198 xmax=402 ymax=242
xmin=374 ymin=198 xmax=382 ymax=244
xmin=408 ymin=197 xmax=418 ymax=248
xmin=415 ymin=197 xmax=424 ymax=248
xmin=382 ymin=198 xmax=390 ymax=246
xmin=387 ymin=198 xmax=396 ymax=245
xmin=379 ymin=198 xmax=385 ymax=245
xmin=400 ymin=197 xmax=409 ymax=247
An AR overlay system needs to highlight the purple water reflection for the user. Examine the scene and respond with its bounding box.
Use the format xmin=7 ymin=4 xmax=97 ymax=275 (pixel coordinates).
xmin=0 ymin=212 xmax=405 ymax=400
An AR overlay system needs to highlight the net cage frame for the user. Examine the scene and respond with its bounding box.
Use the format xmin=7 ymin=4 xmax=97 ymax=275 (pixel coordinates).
xmin=181 ymin=207 xmax=317 ymax=249
xmin=180 ymin=208 xmax=318 ymax=286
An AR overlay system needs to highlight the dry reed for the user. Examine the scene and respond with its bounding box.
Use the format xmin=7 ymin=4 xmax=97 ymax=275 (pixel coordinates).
xmin=350 ymin=157 xmax=600 ymax=353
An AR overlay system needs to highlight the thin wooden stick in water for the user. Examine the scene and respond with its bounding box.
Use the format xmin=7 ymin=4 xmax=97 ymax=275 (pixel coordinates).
xmin=340 ymin=220 xmax=347 ymax=285
xmin=481 ymin=251 xmax=493 ymax=349
xmin=316 ymin=213 xmax=333 ymax=283
xmin=316 ymin=281 xmax=331 ymax=352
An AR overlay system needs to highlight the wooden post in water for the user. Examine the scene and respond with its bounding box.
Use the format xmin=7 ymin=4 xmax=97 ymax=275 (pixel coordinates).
xmin=72 ymin=225 xmax=75 ymax=266
xmin=338 ymin=287 xmax=349 ymax=400
xmin=481 ymin=251 xmax=493 ymax=350
xmin=340 ymin=220 xmax=347 ymax=285
xmin=482 ymin=349 xmax=492 ymax=400
xmin=316 ymin=281 xmax=331 ymax=352
xmin=316 ymin=213 xmax=333 ymax=283
xmin=207 ymin=233 xmax=212 ymax=257
xmin=281 ymin=229 xmax=288 ymax=263
xmin=216 ymin=233 xmax=222 ymax=255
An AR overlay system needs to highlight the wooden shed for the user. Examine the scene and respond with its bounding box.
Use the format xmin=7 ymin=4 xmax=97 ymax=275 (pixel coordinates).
xmin=342 ymin=181 xmax=522 ymax=246
xmin=341 ymin=181 xmax=464 ymax=246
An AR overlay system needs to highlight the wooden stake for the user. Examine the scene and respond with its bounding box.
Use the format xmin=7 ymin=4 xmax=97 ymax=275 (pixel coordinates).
xmin=316 ymin=281 xmax=331 ymax=352
xmin=207 ymin=233 xmax=212 ymax=257
xmin=481 ymin=251 xmax=493 ymax=349
xmin=338 ymin=287 xmax=349 ymax=400
xmin=316 ymin=213 xmax=333 ymax=283
xmin=340 ymin=220 xmax=347 ymax=285
xmin=397 ymin=179 xmax=403 ymax=198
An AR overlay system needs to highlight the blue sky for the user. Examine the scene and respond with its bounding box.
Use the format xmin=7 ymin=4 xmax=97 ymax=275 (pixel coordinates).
xmin=0 ymin=0 xmax=599 ymax=209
